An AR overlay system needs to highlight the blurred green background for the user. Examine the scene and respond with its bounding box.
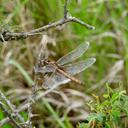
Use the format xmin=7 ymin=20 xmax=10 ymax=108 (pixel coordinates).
xmin=0 ymin=0 xmax=128 ymax=127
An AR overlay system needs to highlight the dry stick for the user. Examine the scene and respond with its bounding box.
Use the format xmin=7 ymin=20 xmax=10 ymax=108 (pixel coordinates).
xmin=0 ymin=102 xmax=22 ymax=128
xmin=0 ymin=86 xmax=57 ymax=126
xmin=64 ymin=0 xmax=69 ymax=19
xmin=0 ymin=91 xmax=14 ymax=110
xmin=27 ymin=105 xmax=32 ymax=128
xmin=0 ymin=16 xmax=95 ymax=42
xmin=20 ymin=104 xmax=33 ymax=128
xmin=0 ymin=91 xmax=25 ymax=123
xmin=0 ymin=0 xmax=94 ymax=41
xmin=18 ymin=86 xmax=58 ymax=116
xmin=27 ymin=104 xmax=33 ymax=128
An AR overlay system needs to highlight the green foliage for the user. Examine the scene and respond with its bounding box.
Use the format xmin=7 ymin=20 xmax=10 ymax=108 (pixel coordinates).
xmin=77 ymin=122 xmax=88 ymax=128
xmin=78 ymin=86 xmax=128 ymax=128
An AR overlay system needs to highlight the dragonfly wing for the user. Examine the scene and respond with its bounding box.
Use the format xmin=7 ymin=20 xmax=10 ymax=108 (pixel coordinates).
xmin=62 ymin=58 xmax=96 ymax=75
xmin=43 ymin=58 xmax=96 ymax=89
xmin=43 ymin=72 xmax=70 ymax=89
xmin=35 ymin=65 xmax=55 ymax=74
xmin=57 ymin=42 xmax=89 ymax=66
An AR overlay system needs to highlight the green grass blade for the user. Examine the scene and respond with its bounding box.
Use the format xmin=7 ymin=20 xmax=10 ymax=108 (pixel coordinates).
xmin=43 ymin=99 xmax=66 ymax=128
xmin=8 ymin=59 xmax=34 ymax=86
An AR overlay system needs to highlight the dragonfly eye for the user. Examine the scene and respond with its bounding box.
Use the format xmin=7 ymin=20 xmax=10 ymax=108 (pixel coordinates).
xmin=44 ymin=72 xmax=48 ymax=75
xmin=44 ymin=72 xmax=52 ymax=76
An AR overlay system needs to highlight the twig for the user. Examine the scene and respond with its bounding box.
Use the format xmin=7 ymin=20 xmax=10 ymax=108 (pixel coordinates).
xmin=1 ymin=16 xmax=95 ymax=42
xmin=0 ymin=102 xmax=22 ymax=128
xmin=22 ymin=104 xmax=33 ymax=128
xmin=0 ymin=91 xmax=15 ymax=110
xmin=0 ymin=86 xmax=58 ymax=126
xmin=64 ymin=0 xmax=69 ymax=19
xmin=0 ymin=10 xmax=95 ymax=42
xmin=0 ymin=91 xmax=25 ymax=123
xmin=27 ymin=104 xmax=33 ymax=128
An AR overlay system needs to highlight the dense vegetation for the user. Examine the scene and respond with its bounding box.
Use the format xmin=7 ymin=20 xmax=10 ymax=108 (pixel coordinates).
xmin=0 ymin=0 xmax=128 ymax=128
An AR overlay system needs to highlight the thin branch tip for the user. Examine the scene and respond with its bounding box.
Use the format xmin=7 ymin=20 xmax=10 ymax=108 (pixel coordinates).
xmin=0 ymin=0 xmax=95 ymax=42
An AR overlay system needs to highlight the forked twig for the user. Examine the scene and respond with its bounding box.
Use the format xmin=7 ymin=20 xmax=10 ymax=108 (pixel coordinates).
xmin=0 ymin=91 xmax=25 ymax=123
xmin=0 ymin=102 xmax=22 ymax=128
xmin=0 ymin=87 xmax=56 ymax=126
xmin=0 ymin=1 xmax=95 ymax=42
xmin=64 ymin=0 xmax=69 ymax=19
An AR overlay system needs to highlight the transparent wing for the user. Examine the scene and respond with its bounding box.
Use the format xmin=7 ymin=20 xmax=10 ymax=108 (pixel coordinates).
xmin=43 ymin=72 xmax=70 ymax=89
xmin=62 ymin=58 xmax=96 ymax=75
xmin=35 ymin=65 xmax=55 ymax=74
xmin=43 ymin=58 xmax=96 ymax=89
xmin=57 ymin=42 xmax=89 ymax=66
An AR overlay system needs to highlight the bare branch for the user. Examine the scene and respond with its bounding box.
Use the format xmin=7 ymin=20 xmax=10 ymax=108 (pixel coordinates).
xmin=0 ymin=16 xmax=95 ymax=42
xmin=24 ymin=104 xmax=33 ymax=128
xmin=0 ymin=17 xmax=95 ymax=42
xmin=64 ymin=0 xmax=69 ymax=19
xmin=68 ymin=16 xmax=95 ymax=29
xmin=0 ymin=91 xmax=15 ymax=110
xmin=0 ymin=91 xmax=25 ymax=123
xmin=0 ymin=86 xmax=58 ymax=126
xmin=0 ymin=102 xmax=22 ymax=128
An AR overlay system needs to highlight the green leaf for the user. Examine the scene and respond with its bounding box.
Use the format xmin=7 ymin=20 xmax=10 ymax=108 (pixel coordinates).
xmin=77 ymin=123 xmax=88 ymax=128
xmin=43 ymin=99 xmax=66 ymax=128
xmin=105 ymin=122 xmax=111 ymax=128
xmin=111 ymin=109 xmax=120 ymax=121
xmin=111 ymin=92 xmax=120 ymax=102
xmin=86 ymin=113 xmax=104 ymax=122
xmin=103 ymin=94 xmax=109 ymax=98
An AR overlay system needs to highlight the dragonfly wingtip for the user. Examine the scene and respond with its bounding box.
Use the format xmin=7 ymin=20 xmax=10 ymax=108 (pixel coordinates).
xmin=92 ymin=58 xmax=96 ymax=63
xmin=86 ymin=41 xmax=90 ymax=46
xmin=89 ymin=57 xmax=96 ymax=63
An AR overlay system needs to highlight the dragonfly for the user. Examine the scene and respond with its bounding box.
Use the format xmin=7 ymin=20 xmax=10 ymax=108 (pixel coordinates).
xmin=34 ymin=42 xmax=96 ymax=89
